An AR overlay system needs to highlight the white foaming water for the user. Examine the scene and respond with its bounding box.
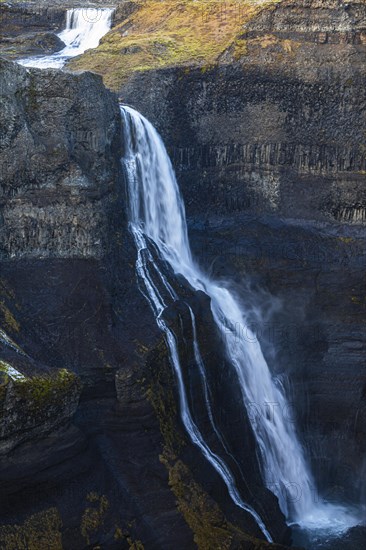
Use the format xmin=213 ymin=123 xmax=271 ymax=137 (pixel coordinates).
xmin=123 ymin=111 xmax=273 ymax=542
xmin=18 ymin=8 xmax=113 ymax=69
xmin=121 ymin=105 xmax=361 ymax=540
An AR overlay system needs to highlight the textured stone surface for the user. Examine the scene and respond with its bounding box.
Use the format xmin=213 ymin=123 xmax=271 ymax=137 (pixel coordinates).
xmin=0 ymin=361 xmax=81 ymax=454
xmin=0 ymin=57 xmax=291 ymax=547
xmin=0 ymin=31 xmax=65 ymax=59
xmin=0 ymin=2 xmax=66 ymax=39
xmin=0 ymin=58 xmax=121 ymax=258
xmin=120 ymin=0 xmax=366 ymax=225
xmin=119 ymin=0 xmax=366 ymax=519
xmin=1 ymin=0 xmax=365 ymax=546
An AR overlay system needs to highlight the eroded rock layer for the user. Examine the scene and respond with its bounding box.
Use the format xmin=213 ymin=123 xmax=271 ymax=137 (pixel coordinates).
xmin=0 ymin=58 xmax=290 ymax=548
xmin=119 ymin=0 xmax=366 ymax=515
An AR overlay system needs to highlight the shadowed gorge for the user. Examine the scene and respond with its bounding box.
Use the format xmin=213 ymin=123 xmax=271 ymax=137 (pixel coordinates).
xmin=0 ymin=1 xmax=365 ymax=548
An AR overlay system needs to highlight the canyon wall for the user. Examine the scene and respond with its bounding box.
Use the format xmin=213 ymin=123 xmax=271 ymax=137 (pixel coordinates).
xmin=119 ymin=0 xmax=366 ymax=512
xmin=121 ymin=0 xmax=366 ymax=224
xmin=0 ymin=58 xmax=121 ymax=258
xmin=0 ymin=58 xmax=290 ymax=548
xmin=1 ymin=0 xmax=365 ymax=546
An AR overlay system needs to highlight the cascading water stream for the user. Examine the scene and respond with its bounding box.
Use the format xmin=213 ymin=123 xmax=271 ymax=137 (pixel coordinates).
xmin=18 ymin=7 xmax=113 ymax=69
xmin=121 ymin=105 xmax=361 ymax=542
xmin=16 ymin=3 xmax=360 ymax=537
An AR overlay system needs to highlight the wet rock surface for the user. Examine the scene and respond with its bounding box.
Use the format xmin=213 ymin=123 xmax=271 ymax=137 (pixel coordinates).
xmin=120 ymin=0 xmax=366 ymax=224
xmin=189 ymin=214 xmax=366 ymax=510
xmin=0 ymin=58 xmax=291 ymax=547
xmin=119 ymin=0 xmax=366 ymax=535
xmin=1 ymin=0 xmax=365 ymax=547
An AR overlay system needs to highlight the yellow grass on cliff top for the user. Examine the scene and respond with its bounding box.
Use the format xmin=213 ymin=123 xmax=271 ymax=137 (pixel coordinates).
xmin=69 ymin=0 xmax=280 ymax=90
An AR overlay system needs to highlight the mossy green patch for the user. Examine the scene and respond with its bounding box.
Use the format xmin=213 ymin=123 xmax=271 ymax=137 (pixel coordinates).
xmin=68 ymin=0 xmax=281 ymax=91
xmin=127 ymin=537 xmax=145 ymax=550
xmin=351 ymin=295 xmax=366 ymax=306
xmin=0 ymin=370 xmax=9 ymax=404
xmin=0 ymin=301 xmax=20 ymax=333
xmin=0 ymin=360 xmax=11 ymax=374
xmin=146 ymin=338 xmax=185 ymax=452
xmin=0 ymin=508 xmax=63 ymax=550
xmin=15 ymin=368 xmax=79 ymax=411
xmin=338 ymin=237 xmax=354 ymax=244
xmin=145 ymin=339 xmax=278 ymax=549
xmin=161 ymin=451 xmax=279 ymax=549
xmin=114 ymin=525 xmax=123 ymax=540
xmin=232 ymin=38 xmax=248 ymax=59
xmin=81 ymin=493 xmax=109 ymax=545
xmin=0 ymin=280 xmax=21 ymax=334
xmin=112 ymin=524 xmax=145 ymax=549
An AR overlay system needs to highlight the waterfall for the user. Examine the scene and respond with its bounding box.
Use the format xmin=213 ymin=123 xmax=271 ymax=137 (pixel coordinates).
xmin=7 ymin=0 xmax=360 ymax=542
xmin=18 ymin=8 xmax=113 ymax=69
xmin=121 ymin=105 xmax=360 ymax=541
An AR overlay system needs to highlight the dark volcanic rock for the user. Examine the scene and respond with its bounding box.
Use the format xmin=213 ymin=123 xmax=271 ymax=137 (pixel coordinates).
xmin=0 ymin=31 xmax=65 ymax=59
xmin=0 ymin=359 xmax=81 ymax=455
xmin=120 ymin=0 xmax=366 ymax=226
xmin=0 ymin=58 xmax=291 ymax=548
xmin=115 ymin=241 xmax=292 ymax=545
xmin=0 ymin=57 xmax=121 ymax=258
xmin=2 ymin=0 xmax=364 ymax=545
xmin=119 ymin=0 xmax=366 ymax=521
xmin=0 ymin=2 xmax=66 ymax=39
xmin=121 ymin=60 xmax=366 ymax=224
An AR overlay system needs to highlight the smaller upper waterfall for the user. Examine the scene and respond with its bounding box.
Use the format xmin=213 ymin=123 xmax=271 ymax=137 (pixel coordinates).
xmin=18 ymin=8 xmax=113 ymax=69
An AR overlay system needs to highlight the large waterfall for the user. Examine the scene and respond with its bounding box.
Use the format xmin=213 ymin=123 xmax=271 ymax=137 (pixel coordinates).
xmin=18 ymin=8 xmax=113 ymax=69
xmin=121 ymin=105 xmax=359 ymax=542
xmin=15 ymin=2 xmax=360 ymax=540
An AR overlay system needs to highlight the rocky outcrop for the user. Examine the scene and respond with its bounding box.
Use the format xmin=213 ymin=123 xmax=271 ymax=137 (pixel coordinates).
xmin=0 ymin=359 xmax=80 ymax=454
xmin=0 ymin=31 xmax=65 ymax=59
xmin=0 ymin=57 xmax=147 ymax=547
xmin=1 ymin=1 xmax=365 ymax=546
xmin=114 ymin=296 xmax=292 ymax=548
xmin=0 ymin=58 xmax=121 ymax=258
xmin=113 ymin=243 xmax=292 ymax=546
xmin=0 ymin=507 xmax=64 ymax=549
xmin=0 ymin=57 xmax=292 ymax=548
xmin=0 ymin=2 xmax=66 ymax=40
xmin=0 ymin=0 xmax=134 ymax=64
xmin=244 ymin=0 xmax=366 ymax=39
xmin=121 ymin=69 xmax=366 ymax=225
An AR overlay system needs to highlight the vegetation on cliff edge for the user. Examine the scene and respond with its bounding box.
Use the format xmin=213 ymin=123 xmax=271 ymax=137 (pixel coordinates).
xmin=69 ymin=0 xmax=280 ymax=90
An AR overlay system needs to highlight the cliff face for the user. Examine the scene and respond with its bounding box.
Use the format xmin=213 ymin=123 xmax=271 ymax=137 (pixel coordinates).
xmin=68 ymin=0 xmax=282 ymax=89
xmin=0 ymin=58 xmax=121 ymax=258
xmin=0 ymin=58 xmax=290 ymax=548
xmin=1 ymin=0 xmax=366 ymax=546
xmin=0 ymin=2 xmax=66 ymax=58
xmin=0 ymin=3 xmax=65 ymax=38
xmin=118 ymin=0 xmax=366 ymax=514
xmin=120 ymin=0 xmax=366 ymax=224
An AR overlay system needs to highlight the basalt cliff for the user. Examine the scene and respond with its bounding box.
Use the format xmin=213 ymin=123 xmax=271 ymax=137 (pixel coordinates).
xmin=110 ymin=0 xmax=366 ymax=517
xmin=0 ymin=57 xmax=290 ymax=549
xmin=0 ymin=1 xmax=365 ymax=549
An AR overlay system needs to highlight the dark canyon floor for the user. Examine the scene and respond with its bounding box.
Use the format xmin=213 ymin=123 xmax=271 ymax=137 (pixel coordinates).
xmin=0 ymin=0 xmax=365 ymax=549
